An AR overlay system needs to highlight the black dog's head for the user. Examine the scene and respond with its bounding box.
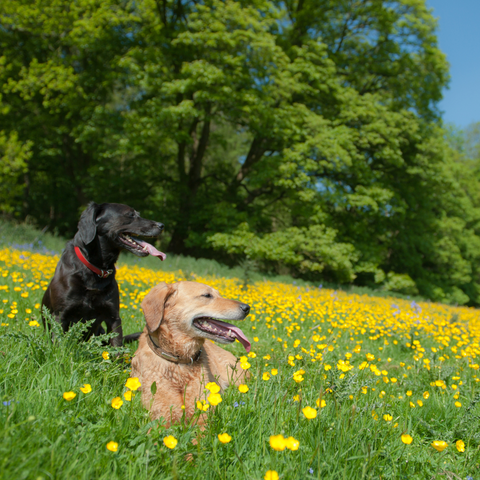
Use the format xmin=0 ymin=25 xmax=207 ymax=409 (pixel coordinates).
xmin=76 ymin=202 xmax=165 ymax=259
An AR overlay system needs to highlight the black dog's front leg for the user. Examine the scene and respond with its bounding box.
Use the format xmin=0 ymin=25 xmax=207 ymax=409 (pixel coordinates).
xmin=107 ymin=318 xmax=123 ymax=347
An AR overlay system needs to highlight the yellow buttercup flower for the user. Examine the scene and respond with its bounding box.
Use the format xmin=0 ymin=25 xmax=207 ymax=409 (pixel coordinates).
xmin=238 ymin=384 xmax=249 ymax=393
xmin=205 ymin=382 xmax=221 ymax=393
xmin=431 ymin=440 xmax=448 ymax=452
xmin=124 ymin=390 xmax=132 ymax=401
xmin=63 ymin=391 xmax=76 ymax=401
xmin=269 ymin=434 xmax=287 ymax=451
xmin=316 ymin=398 xmax=326 ymax=408
xmin=240 ymin=361 xmax=251 ymax=370
xmin=454 ymin=401 xmax=462 ymax=407
xmin=423 ymin=391 xmax=430 ymax=399
xmin=302 ymin=406 xmax=317 ymax=419
xmin=264 ymin=470 xmax=279 ymax=480
xmin=163 ymin=435 xmax=178 ymax=449
xmin=271 ymin=368 xmax=278 ymax=376
xmin=196 ymin=400 xmax=210 ymax=411
xmin=106 ymin=441 xmax=118 ymax=452
xmin=207 ymin=393 xmax=222 ymax=406
xmin=456 ymin=440 xmax=465 ymax=452
xmin=28 ymin=320 xmax=40 ymax=327
xmin=285 ymin=436 xmax=299 ymax=451
xmin=383 ymin=414 xmax=393 ymax=422
xmin=125 ymin=377 xmax=141 ymax=391
xmin=262 ymin=372 xmax=271 ymax=381
xmin=111 ymin=397 xmax=123 ymax=409
xmin=218 ymin=433 xmax=232 ymax=444
xmin=102 ymin=351 xmax=110 ymax=360
xmin=401 ymin=434 xmax=413 ymax=445
xmin=293 ymin=369 xmax=305 ymax=383
xmin=79 ymin=384 xmax=92 ymax=394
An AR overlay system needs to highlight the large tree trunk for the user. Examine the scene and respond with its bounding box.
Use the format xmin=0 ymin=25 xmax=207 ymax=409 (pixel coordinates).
xmin=168 ymin=110 xmax=211 ymax=254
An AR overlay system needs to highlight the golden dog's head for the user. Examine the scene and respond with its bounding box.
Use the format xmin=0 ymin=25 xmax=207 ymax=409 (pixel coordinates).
xmin=141 ymin=281 xmax=251 ymax=352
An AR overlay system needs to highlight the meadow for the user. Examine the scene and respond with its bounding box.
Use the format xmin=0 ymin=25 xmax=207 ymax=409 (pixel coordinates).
xmin=1 ymin=245 xmax=480 ymax=479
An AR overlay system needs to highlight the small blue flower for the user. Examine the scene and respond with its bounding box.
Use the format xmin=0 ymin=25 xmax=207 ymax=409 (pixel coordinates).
xmin=410 ymin=300 xmax=422 ymax=313
xmin=233 ymin=402 xmax=239 ymax=408
xmin=309 ymin=468 xmax=314 ymax=474
xmin=3 ymin=400 xmax=12 ymax=406
xmin=240 ymin=401 xmax=245 ymax=405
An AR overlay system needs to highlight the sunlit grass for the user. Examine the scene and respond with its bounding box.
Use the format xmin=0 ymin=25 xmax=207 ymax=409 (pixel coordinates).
xmin=1 ymin=247 xmax=479 ymax=479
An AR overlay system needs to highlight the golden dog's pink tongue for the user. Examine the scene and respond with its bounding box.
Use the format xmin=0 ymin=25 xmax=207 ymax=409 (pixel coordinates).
xmin=208 ymin=319 xmax=251 ymax=353
xmin=135 ymin=239 xmax=166 ymax=260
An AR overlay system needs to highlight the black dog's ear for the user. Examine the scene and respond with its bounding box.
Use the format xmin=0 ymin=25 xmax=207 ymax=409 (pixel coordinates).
xmin=141 ymin=282 xmax=176 ymax=333
xmin=77 ymin=202 xmax=99 ymax=245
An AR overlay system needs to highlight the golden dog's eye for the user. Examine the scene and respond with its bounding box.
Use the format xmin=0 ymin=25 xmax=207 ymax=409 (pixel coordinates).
xmin=201 ymin=293 xmax=213 ymax=299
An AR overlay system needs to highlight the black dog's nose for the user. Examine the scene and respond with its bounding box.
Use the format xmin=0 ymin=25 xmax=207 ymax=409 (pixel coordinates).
xmin=239 ymin=303 xmax=250 ymax=315
xmin=157 ymin=223 xmax=164 ymax=232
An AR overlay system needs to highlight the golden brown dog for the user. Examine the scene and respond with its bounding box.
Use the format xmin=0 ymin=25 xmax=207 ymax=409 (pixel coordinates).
xmin=131 ymin=281 xmax=251 ymax=426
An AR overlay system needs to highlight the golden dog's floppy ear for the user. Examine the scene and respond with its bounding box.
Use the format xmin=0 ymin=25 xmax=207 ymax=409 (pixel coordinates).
xmin=141 ymin=282 xmax=175 ymax=333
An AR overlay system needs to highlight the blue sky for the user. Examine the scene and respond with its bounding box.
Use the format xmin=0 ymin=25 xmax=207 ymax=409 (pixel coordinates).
xmin=426 ymin=0 xmax=480 ymax=128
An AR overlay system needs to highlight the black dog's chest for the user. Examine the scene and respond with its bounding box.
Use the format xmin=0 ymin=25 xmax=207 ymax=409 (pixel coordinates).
xmin=82 ymin=285 xmax=116 ymax=307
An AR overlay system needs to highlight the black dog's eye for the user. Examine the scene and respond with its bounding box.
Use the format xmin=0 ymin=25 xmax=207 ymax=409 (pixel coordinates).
xmin=125 ymin=211 xmax=136 ymax=218
xmin=201 ymin=293 xmax=213 ymax=299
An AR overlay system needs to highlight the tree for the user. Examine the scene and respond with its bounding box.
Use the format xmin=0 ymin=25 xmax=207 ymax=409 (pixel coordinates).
xmin=0 ymin=0 xmax=139 ymax=231
xmin=4 ymin=0 xmax=480 ymax=305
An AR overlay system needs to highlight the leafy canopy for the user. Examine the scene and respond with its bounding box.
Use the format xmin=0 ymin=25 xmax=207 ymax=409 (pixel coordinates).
xmin=3 ymin=0 xmax=480 ymax=305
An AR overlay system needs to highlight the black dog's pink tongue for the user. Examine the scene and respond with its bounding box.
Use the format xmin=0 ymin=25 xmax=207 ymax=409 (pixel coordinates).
xmin=208 ymin=319 xmax=251 ymax=353
xmin=135 ymin=239 xmax=166 ymax=261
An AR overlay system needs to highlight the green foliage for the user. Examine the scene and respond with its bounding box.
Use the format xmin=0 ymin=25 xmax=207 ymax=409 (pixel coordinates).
xmin=0 ymin=131 xmax=32 ymax=215
xmin=2 ymin=0 xmax=480 ymax=305
xmin=210 ymin=223 xmax=358 ymax=283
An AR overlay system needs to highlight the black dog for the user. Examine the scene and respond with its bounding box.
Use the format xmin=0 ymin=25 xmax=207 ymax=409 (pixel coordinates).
xmin=42 ymin=202 xmax=165 ymax=346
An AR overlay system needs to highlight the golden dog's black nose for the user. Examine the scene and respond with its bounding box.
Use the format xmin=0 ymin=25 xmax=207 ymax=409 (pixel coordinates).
xmin=239 ymin=303 xmax=250 ymax=315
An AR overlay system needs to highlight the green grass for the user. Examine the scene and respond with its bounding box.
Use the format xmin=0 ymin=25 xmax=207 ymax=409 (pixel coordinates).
xmin=1 ymin=220 xmax=479 ymax=479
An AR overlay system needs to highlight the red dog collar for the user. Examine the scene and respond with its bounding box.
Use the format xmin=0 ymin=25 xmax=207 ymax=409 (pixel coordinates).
xmin=74 ymin=246 xmax=114 ymax=279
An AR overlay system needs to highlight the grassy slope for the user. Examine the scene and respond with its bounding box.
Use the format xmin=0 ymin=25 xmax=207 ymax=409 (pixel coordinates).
xmin=0 ymin=223 xmax=479 ymax=479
